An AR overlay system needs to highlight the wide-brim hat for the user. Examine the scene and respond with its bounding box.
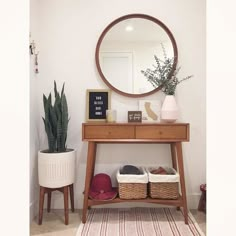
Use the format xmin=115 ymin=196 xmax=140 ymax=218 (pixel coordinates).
xmin=89 ymin=173 xmax=117 ymax=201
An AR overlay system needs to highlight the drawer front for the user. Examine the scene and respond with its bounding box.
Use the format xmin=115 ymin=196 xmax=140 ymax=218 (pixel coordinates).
xmin=136 ymin=125 xmax=188 ymax=140
xmin=83 ymin=125 xmax=135 ymax=139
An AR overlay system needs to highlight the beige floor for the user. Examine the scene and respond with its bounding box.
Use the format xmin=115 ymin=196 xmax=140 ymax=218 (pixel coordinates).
xmin=30 ymin=209 xmax=206 ymax=236
xmin=30 ymin=210 xmax=81 ymax=236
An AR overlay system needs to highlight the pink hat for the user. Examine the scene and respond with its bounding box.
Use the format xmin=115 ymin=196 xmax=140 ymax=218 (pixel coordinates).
xmin=89 ymin=173 xmax=117 ymax=201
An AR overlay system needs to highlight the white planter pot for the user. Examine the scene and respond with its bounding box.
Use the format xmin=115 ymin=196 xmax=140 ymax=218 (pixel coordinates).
xmin=38 ymin=149 xmax=76 ymax=188
xmin=161 ymin=95 xmax=178 ymax=123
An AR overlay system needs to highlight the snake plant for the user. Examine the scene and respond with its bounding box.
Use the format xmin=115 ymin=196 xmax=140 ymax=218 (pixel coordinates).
xmin=42 ymin=81 xmax=69 ymax=153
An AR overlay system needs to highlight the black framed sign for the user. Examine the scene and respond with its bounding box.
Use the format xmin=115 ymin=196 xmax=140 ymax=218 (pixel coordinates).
xmin=128 ymin=111 xmax=142 ymax=123
xmin=86 ymin=89 xmax=111 ymax=121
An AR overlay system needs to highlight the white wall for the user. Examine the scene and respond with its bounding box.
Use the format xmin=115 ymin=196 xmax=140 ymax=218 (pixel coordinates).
xmin=30 ymin=0 xmax=41 ymax=222
xmin=30 ymin=0 xmax=206 ymax=220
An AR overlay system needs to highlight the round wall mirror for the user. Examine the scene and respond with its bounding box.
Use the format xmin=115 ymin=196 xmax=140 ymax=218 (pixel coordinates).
xmin=95 ymin=14 xmax=178 ymax=98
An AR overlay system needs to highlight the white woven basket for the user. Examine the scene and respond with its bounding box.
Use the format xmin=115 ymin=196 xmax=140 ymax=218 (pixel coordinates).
xmin=117 ymin=166 xmax=148 ymax=199
xmin=147 ymin=167 xmax=179 ymax=183
xmin=147 ymin=166 xmax=179 ymax=199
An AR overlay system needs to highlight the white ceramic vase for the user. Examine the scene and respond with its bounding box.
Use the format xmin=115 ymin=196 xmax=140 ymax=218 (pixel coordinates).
xmin=161 ymin=95 xmax=178 ymax=123
xmin=38 ymin=149 xmax=76 ymax=188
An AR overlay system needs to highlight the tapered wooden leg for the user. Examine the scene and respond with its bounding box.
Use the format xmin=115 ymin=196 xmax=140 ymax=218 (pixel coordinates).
xmin=63 ymin=186 xmax=69 ymax=225
xmin=170 ymin=143 xmax=180 ymax=211
xmin=47 ymin=191 xmax=51 ymax=212
xmin=91 ymin=144 xmax=97 ymax=177
xmin=170 ymin=143 xmax=177 ymax=170
xmin=38 ymin=186 xmax=45 ymax=225
xmin=82 ymin=141 xmax=97 ymax=223
xmin=176 ymin=142 xmax=188 ymax=224
xmin=69 ymin=184 xmax=75 ymax=212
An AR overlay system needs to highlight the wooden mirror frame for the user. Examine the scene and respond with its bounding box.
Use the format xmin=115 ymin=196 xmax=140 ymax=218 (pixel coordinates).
xmin=95 ymin=14 xmax=178 ymax=98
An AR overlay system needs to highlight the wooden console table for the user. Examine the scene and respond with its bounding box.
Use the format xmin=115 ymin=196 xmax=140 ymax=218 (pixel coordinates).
xmin=82 ymin=122 xmax=190 ymax=224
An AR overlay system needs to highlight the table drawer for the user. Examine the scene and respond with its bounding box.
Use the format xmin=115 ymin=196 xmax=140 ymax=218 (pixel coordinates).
xmin=83 ymin=125 xmax=135 ymax=139
xmin=136 ymin=125 xmax=189 ymax=140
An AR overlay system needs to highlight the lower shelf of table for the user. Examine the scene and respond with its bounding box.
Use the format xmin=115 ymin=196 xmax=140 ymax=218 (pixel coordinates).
xmin=87 ymin=195 xmax=183 ymax=207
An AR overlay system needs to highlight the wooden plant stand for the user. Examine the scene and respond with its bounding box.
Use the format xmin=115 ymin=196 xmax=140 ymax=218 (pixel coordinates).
xmin=38 ymin=184 xmax=74 ymax=225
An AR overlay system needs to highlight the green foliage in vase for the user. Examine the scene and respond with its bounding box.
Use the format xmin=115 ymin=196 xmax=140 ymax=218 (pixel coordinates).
xmin=42 ymin=81 xmax=69 ymax=153
xmin=141 ymin=46 xmax=193 ymax=95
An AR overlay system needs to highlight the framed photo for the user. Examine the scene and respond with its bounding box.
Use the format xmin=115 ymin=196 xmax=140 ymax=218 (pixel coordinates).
xmin=86 ymin=89 xmax=111 ymax=122
xmin=139 ymin=100 xmax=161 ymax=122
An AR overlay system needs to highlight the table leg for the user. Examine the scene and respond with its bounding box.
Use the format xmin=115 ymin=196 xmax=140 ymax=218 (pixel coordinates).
xmin=170 ymin=143 xmax=177 ymax=171
xmin=82 ymin=141 xmax=97 ymax=223
xmin=91 ymin=143 xmax=97 ymax=177
xmin=170 ymin=143 xmax=180 ymax=210
xmin=175 ymin=142 xmax=188 ymax=224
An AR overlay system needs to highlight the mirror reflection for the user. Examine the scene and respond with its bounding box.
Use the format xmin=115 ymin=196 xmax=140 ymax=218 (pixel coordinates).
xmin=96 ymin=14 xmax=178 ymax=97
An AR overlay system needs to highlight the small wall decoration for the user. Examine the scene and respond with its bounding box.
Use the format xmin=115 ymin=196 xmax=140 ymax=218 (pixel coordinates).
xmin=86 ymin=89 xmax=111 ymax=122
xmin=128 ymin=111 xmax=142 ymax=123
xmin=29 ymin=32 xmax=39 ymax=74
xmin=139 ymin=100 xmax=161 ymax=122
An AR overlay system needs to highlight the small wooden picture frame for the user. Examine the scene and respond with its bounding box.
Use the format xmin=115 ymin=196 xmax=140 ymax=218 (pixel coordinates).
xmin=128 ymin=111 xmax=142 ymax=123
xmin=86 ymin=89 xmax=111 ymax=122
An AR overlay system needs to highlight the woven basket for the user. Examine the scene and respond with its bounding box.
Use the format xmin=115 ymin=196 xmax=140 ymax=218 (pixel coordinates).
xmin=149 ymin=182 xmax=179 ymax=199
xmin=117 ymin=167 xmax=148 ymax=199
xmin=119 ymin=183 xmax=147 ymax=199
xmin=147 ymin=167 xmax=179 ymax=199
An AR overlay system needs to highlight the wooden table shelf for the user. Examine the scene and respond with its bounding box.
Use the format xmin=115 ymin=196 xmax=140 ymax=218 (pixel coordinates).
xmin=88 ymin=195 xmax=183 ymax=206
xmin=81 ymin=122 xmax=190 ymax=224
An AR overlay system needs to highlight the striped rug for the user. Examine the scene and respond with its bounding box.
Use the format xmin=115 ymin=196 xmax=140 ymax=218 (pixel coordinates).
xmin=76 ymin=207 xmax=205 ymax=236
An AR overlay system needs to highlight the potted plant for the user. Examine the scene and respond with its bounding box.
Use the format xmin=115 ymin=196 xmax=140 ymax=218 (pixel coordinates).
xmin=38 ymin=81 xmax=76 ymax=188
xmin=141 ymin=49 xmax=193 ymax=122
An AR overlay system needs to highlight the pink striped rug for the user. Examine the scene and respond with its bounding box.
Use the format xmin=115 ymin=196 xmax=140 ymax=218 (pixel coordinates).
xmin=76 ymin=208 xmax=205 ymax=236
